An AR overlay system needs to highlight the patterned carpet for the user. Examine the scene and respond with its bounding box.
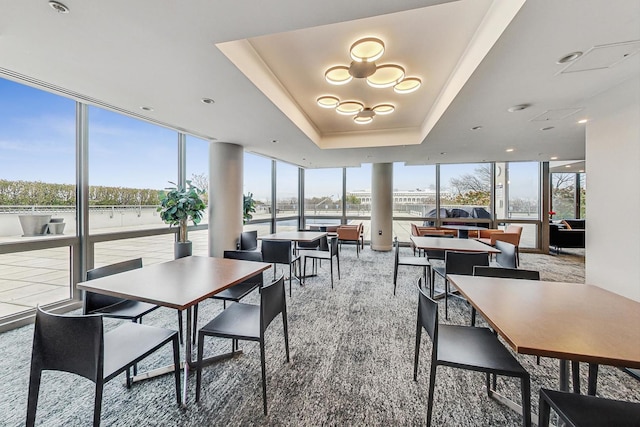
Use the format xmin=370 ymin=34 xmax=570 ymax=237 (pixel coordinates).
xmin=1 ymin=246 xmax=638 ymax=426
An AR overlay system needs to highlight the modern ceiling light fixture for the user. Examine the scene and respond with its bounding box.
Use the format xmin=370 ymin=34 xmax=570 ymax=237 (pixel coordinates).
xmin=336 ymin=101 xmax=364 ymax=115
xmin=324 ymin=37 xmax=421 ymax=92
xmin=319 ymin=95 xmax=394 ymax=124
xmin=317 ymin=96 xmax=340 ymax=108
xmin=48 ymin=1 xmax=69 ymax=13
xmin=354 ymin=108 xmax=376 ymax=124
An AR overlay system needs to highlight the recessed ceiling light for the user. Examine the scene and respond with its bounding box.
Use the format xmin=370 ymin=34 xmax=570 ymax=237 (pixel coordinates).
xmin=579 ymin=169 xmax=584 ymax=172
xmin=49 ymin=1 xmax=69 ymax=13
xmin=557 ymin=51 xmax=583 ymax=64
xmin=201 ymin=98 xmax=215 ymax=104
xmin=271 ymin=139 xmax=279 ymax=144
xmin=550 ymin=156 xmax=558 ymax=160
xmin=565 ymin=165 xmax=571 ymax=168
xmin=541 ymin=126 xmax=555 ymax=131
xmin=577 ymin=119 xmax=588 ymax=124
xmin=440 ymin=152 xmax=446 ymax=155
xmin=506 ymin=148 xmax=515 ymax=152
xmin=140 ymin=106 xmax=153 ymax=111
xmin=471 ymin=126 xmax=483 ymax=131
xmin=507 ymin=104 xmax=531 ymax=112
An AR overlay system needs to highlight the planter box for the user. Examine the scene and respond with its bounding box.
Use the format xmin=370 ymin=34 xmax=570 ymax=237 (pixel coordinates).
xmin=18 ymin=215 xmax=52 ymax=236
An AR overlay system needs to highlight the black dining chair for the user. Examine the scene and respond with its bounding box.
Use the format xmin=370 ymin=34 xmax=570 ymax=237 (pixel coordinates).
xmin=538 ymin=388 xmax=640 ymax=427
xmin=240 ymin=230 xmax=259 ymax=251
xmin=422 ymin=234 xmax=454 ymax=286
xmin=495 ymin=240 xmax=518 ymax=269
xmin=196 ymin=275 xmax=290 ymax=415
xmin=85 ymin=258 xmax=184 ymax=345
xmin=191 ymin=250 xmax=264 ymax=343
xmin=261 ymin=239 xmax=301 ymax=297
xmin=432 ymin=251 xmax=489 ymax=319
xmin=413 ymin=280 xmax=531 ymax=427
xmin=393 ymin=236 xmax=430 ymax=296
xmin=301 ymin=235 xmax=340 ymax=288
xmin=26 ymin=307 xmax=181 ymax=427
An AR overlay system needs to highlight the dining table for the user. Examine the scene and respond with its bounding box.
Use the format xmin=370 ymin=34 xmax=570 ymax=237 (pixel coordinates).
xmin=446 ymin=274 xmax=640 ymax=418
xmin=441 ymin=224 xmax=490 ymax=239
xmin=410 ymin=235 xmax=501 ymax=254
xmin=77 ymin=255 xmax=271 ymax=406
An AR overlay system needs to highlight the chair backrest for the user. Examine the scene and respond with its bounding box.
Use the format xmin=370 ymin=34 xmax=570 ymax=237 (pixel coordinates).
xmin=337 ymin=225 xmax=359 ymax=240
xmin=423 ymin=234 xmax=453 ymax=260
xmin=240 ymin=230 xmax=258 ymax=251
xmin=31 ymin=307 xmax=103 ymax=382
xmin=411 ymin=223 xmax=419 ymax=236
xmin=495 ymin=240 xmax=517 ymax=268
xmin=444 ymin=251 xmax=489 ymax=275
xmin=260 ymin=275 xmax=286 ymax=333
xmin=297 ymin=231 xmax=321 ymax=250
xmin=473 ymin=266 xmax=540 ymax=280
xmin=261 ymin=240 xmax=293 ymax=264
xmin=503 ymin=225 xmax=523 ymax=245
xmin=328 ymin=235 xmax=339 ymax=255
xmin=223 ymin=250 xmax=264 ymax=285
xmin=416 ymin=279 xmax=438 ymax=342
xmin=84 ymin=258 xmax=143 ymax=315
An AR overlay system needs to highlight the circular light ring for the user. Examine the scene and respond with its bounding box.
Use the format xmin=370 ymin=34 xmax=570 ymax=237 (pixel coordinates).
xmin=317 ymin=96 xmax=340 ymax=108
xmin=336 ymin=101 xmax=364 ymax=115
xmin=350 ymin=37 xmax=385 ymax=63
xmin=372 ymin=104 xmax=395 ymax=115
xmin=354 ymin=115 xmax=373 ymax=124
xmin=325 ymin=66 xmax=352 ymax=85
xmin=366 ymin=64 xmax=405 ymax=88
xmin=394 ymin=77 xmax=422 ymax=94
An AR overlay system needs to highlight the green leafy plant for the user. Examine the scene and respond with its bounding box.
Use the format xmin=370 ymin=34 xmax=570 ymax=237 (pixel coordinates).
xmin=157 ymin=181 xmax=206 ymax=243
xmin=243 ymin=192 xmax=256 ymax=225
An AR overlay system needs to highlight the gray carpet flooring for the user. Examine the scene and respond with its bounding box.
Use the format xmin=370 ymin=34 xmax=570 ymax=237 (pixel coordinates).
xmin=1 ymin=246 xmax=639 ymax=426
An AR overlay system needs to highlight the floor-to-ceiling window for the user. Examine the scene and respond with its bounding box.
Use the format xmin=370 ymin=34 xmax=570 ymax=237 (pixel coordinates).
xmin=243 ymin=152 xmax=272 ymax=235
xmin=275 ymin=160 xmax=298 ymax=231
xmin=392 ymin=163 xmax=437 ymax=242
xmin=0 ymin=77 xmax=76 ymax=316
xmin=304 ymin=168 xmax=342 ymax=226
xmin=346 ymin=164 xmax=372 ymax=240
xmin=501 ymin=161 xmax=540 ymax=248
xmin=439 ymin=162 xmax=491 ymax=226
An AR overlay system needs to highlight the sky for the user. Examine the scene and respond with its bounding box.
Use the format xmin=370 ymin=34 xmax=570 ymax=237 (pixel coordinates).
xmin=2 ymin=76 xmax=541 ymax=203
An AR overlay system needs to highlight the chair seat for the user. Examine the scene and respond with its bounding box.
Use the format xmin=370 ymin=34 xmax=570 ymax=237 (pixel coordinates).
xmin=299 ymin=249 xmax=331 ymax=260
xmin=200 ymin=302 xmax=261 ymax=341
xmin=103 ymin=322 xmax=178 ymax=381
xmin=540 ymin=388 xmax=640 ymax=427
xmin=398 ymin=256 xmax=430 ymax=267
xmin=212 ymin=281 xmax=259 ymax=302
xmin=432 ymin=265 xmax=445 ymax=278
xmin=438 ymin=325 xmax=527 ymax=375
xmin=90 ymin=300 xmax=159 ymax=320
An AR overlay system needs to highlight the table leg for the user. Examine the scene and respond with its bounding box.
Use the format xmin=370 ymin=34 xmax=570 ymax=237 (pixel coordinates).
xmin=183 ymin=307 xmax=192 ymax=406
xmin=559 ymin=359 xmax=570 ymax=392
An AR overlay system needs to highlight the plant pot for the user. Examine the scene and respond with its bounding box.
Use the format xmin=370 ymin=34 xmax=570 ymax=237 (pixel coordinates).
xmin=18 ymin=214 xmax=52 ymax=236
xmin=174 ymin=241 xmax=193 ymax=259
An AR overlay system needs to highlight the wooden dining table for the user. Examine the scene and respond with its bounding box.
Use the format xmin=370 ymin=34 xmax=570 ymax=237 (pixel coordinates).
xmin=447 ymin=275 xmax=640 ymax=395
xmin=259 ymin=231 xmax=327 ymax=244
xmin=77 ymin=255 xmax=271 ymax=406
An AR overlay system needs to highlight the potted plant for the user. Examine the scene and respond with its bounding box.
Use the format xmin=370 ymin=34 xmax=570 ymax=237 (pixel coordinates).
xmin=243 ymin=192 xmax=256 ymax=225
xmin=158 ymin=180 xmax=206 ymax=258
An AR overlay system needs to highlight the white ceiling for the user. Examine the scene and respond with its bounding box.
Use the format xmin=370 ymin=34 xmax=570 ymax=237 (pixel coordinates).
xmin=1 ymin=0 xmax=638 ymax=169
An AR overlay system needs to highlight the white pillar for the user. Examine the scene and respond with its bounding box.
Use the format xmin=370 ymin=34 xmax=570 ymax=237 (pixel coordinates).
xmin=371 ymin=163 xmax=393 ymax=251
xmin=209 ymin=142 xmax=243 ymax=257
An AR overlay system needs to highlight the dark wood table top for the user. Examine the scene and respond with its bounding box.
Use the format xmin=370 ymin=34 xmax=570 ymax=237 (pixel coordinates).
xmin=447 ymin=275 xmax=640 ymax=368
xmin=410 ymin=235 xmax=500 ymax=253
xmin=259 ymin=231 xmax=327 ymax=243
xmin=78 ymin=256 xmax=271 ymax=310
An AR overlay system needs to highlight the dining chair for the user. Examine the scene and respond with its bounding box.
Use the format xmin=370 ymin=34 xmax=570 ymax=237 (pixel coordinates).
xmin=421 ymin=234 xmax=454 ymax=285
xmin=413 ymin=281 xmax=531 ymax=427
xmin=432 ymin=251 xmax=489 ymax=319
xmin=393 ymin=236 xmax=430 ymax=296
xmin=239 ymin=230 xmax=259 ymax=251
xmin=196 ymin=275 xmax=290 ymax=415
xmin=85 ymin=259 xmax=184 ymax=345
xmin=495 ymin=240 xmax=518 ymax=269
xmin=301 ymin=235 xmax=340 ymax=288
xmin=538 ymin=388 xmax=640 ymax=427
xmin=26 ymin=307 xmax=181 ymax=427
xmin=336 ymin=224 xmax=362 ymax=257
xmin=191 ymin=250 xmax=264 ymax=343
xmin=261 ymin=239 xmax=301 ymax=297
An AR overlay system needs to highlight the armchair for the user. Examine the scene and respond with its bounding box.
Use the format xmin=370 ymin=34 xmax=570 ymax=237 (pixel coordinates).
xmin=337 ymin=224 xmax=362 ymax=257
xmin=476 ymin=225 xmax=523 ymax=265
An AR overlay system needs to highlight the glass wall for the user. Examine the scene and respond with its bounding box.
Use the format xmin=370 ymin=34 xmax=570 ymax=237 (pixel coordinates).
xmin=276 ymin=161 xmax=298 ymax=220
xmin=243 ymin=153 xmax=272 ymax=224
xmin=186 ymin=135 xmax=210 ymax=225
xmin=439 ymin=163 xmax=491 ymax=225
xmin=551 ymin=172 xmax=577 ymax=219
xmin=88 ymin=106 xmax=177 ymax=232
xmin=305 ymin=168 xmax=342 ymax=218
xmin=501 ymin=162 xmax=540 ymax=248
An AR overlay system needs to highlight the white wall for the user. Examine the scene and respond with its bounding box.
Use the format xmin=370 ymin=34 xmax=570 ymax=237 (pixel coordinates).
xmin=585 ymin=75 xmax=640 ymax=301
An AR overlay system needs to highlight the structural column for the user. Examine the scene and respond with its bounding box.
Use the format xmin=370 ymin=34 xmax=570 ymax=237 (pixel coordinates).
xmin=209 ymin=142 xmax=243 ymax=257
xmin=370 ymin=163 xmax=393 ymax=251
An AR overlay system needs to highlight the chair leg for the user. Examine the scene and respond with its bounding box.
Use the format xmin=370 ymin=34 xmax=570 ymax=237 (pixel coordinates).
xmin=303 ymin=257 xmax=307 ymax=284
xmin=177 ymin=310 xmax=184 ymax=345
xmin=93 ymin=381 xmax=104 ymax=427
xmin=329 ymin=258 xmax=334 ymax=288
xmin=260 ymin=340 xmax=268 ymax=415
xmin=444 ymin=279 xmax=449 ymax=320
xmin=289 ymin=264 xmax=293 ymax=297
xmin=26 ymin=368 xmax=42 ymax=427
xmin=413 ymin=322 xmax=421 ymax=381
xmin=572 ymin=361 xmax=580 ymax=393
xmin=426 ymin=363 xmax=437 ymax=427
xmin=422 ymin=266 xmax=427 ymax=293
xmin=471 ymin=307 xmax=477 ymax=327
xmin=393 ymin=261 xmax=399 ymax=296
xmin=126 ymin=367 xmax=132 ymax=388
xmin=538 ymin=391 xmax=551 ymax=427
xmin=283 ymin=312 xmax=290 ymax=363
xmin=337 ymin=253 xmax=340 ymax=279
xmin=172 ymin=335 xmax=182 ymax=405
xmin=588 ymin=363 xmax=599 ymax=396
xmin=195 ymin=331 xmax=205 ymax=402
xmin=521 ymin=375 xmax=532 ymax=427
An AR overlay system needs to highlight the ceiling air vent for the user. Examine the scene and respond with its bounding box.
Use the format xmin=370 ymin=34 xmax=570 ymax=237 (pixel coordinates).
xmin=559 ymin=40 xmax=640 ymax=74
xmin=530 ymin=108 xmax=583 ymax=122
